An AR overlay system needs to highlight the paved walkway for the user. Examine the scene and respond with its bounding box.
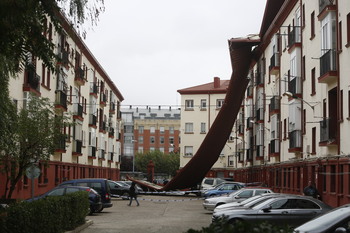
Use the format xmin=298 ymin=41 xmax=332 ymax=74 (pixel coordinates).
xmin=81 ymin=195 xmax=212 ymax=233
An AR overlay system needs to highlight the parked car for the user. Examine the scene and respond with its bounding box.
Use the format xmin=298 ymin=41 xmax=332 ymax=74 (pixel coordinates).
xmin=213 ymin=195 xmax=332 ymax=228
xmin=59 ymin=178 xmax=112 ymax=212
xmin=121 ymin=181 xmax=143 ymax=192
xmin=26 ymin=186 xmax=102 ymax=214
xmin=213 ymin=193 xmax=288 ymax=213
xmin=108 ymin=180 xmax=131 ymax=199
xmin=200 ymin=178 xmax=226 ymax=191
xmin=294 ymin=204 xmax=350 ymax=233
xmin=201 ymin=182 xmax=245 ymax=198
xmin=203 ymin=187 xmax=273 ymax=211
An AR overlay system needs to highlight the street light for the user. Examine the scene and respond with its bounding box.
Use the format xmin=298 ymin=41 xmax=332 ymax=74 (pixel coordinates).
xmin=282 ymin=91 xmax=317 ymax=110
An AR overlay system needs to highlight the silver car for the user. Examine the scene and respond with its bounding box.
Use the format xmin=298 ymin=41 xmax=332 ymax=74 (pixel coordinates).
xmin=203 ymin=187 xmax=273 ymax=211
xmin=294 ymin=204 xmax=350 ymax=233
xmin=213 ymin=195 xmax=332 ymax=228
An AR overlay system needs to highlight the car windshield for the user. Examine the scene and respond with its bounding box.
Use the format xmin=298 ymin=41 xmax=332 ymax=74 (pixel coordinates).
xmin=296 ymin=207 xmax=349 ymax=232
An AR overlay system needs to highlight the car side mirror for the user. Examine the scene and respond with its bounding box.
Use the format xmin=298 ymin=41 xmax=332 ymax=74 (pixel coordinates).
xmin=334 ymin=227 xmax=347 ymax=233
xmin=262 ymin=206 xmax=272 ymax=212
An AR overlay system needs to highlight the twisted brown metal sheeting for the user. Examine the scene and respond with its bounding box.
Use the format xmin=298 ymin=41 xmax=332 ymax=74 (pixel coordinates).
xmin=161 ymin=39 xmax=259 ymax=191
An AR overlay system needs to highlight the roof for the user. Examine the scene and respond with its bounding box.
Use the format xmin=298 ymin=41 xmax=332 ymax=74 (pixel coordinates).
xmin=177 ymin=77 xmax=230 ymax=95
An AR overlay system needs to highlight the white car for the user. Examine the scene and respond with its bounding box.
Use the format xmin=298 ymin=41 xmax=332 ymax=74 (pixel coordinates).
xmin=203 ymin=187 xmax=273 ymax=211
xmin=200 ymin=178 xmax=225 ymax=191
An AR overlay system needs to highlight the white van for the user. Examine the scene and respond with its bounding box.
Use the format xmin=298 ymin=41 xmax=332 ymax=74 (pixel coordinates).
xmin=200 ymin=178 xmax=225 ymax=191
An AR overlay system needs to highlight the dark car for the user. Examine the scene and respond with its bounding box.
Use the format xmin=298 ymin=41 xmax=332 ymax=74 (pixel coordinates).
xmin=59 ymin=178 xmax=112 ymax=212
xmin=213 ymin=195 xmax=332 ymax=228
xmin=26 ymin=186 xmax=102 ymax=214
xmin=108 ymin=180 xmax=131 ymax=199
xmin=294 ymin=204 xmax=350 ymax=233
xmin=201 ymin=182 xmax=245 ymax=198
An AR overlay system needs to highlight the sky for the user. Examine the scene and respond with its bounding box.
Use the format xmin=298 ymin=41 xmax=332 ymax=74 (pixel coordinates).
xmin=84 ymin=0 xmax=266 ymax=108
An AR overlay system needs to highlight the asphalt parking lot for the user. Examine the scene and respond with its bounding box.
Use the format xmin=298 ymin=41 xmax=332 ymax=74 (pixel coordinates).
xmin=81 ymin=195 xmax=212 ymax=233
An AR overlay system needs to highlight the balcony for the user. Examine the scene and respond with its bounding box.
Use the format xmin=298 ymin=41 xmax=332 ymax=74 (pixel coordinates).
xmin=269 ymin=53 xmax=280 ymax=75
xmin=74 ymin=67 xmax=85 ymax=86
xmin=319 ymin=118 xmax=337 ymax=145
xmin=270 ymin=139 xmax=280 ymax=155
xmin=100 ymin=93 xmax=107 ymax=106
xmin=55 ymin=135 xmax=66 ymax=152
xmin=89 ymin=114 xmax=97 ymax=127
xmin=246 ymin=149 xmax=253 ymax=161
xmin=246 ymin=85 xmax=253 ymax=98
xmin=288 ymin=76 xmax=301 ymax=96
xmin=109 ymin=102 xmax=116 ymax=114
xmin=318 ymin=49 xmax=337 ymax=84
xmin=269 ymin=96 xmax=280 ymax=114
xmin=246 ymin=117 xmax=254 ymax=130
xmin=90 ymin=82 xmax=98 ymax=96
xmin=256 ymin=108 xmax=264 ymax=122
xmin=256 ymin=145 xmax=264 ymax=158
xmin=55 ymin=90 xmax=67 ymax=110
xmin=319 ymin=0 xmax=336 ymax=16
xmin=238 ymin=124 xmax=244 ymax=135
xmin=109 ymin=127 xmax=115 ymax=137
xmin=88 ymin=146 xmax=96 ymax=158
xmin=98 ymin=149 xmax=105 ymax=160
xmin=99 ymin=121 xmax=106 ymax=132
xmin=108 ymin=152 xmax=114 ymax=161
xmin=58 ymin=50 xmax=69 ymax=66
xmin=255 ymin=72 xmax=263 ymax=86
xmin=73 ymin=140 xmax=82 ymax=155
xmin=24 ymin=65 xmax=40 ymax=93
xmin=288 ymin=26 xmax=301 ymax=49
xmin=289 ymin=130 xmax=302 ymax=152
xmin=73 ymin=103 xmax=83 ymax=120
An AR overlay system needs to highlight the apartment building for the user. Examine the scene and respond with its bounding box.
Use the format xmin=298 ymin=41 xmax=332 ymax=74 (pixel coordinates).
xmin=229 ymin=0 xmax=350 ymax=207
xmin=120 ymin=106 xmax=181 ymax=173
xmin=177 ymin=77 xmax=236 ymax=179
xmin=1 ymin=14 xmax=124 ymax=199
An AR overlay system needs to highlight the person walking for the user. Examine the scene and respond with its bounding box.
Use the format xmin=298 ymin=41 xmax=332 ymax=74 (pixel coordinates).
xmin=127 ymin=182 xmax=139 ymax=206
xmin=303 ymin=181 xmax=321 ymax=199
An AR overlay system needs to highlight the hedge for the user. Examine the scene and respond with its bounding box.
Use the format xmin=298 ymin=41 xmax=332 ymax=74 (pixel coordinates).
xmin=0 ymin=191 xmax=89 ymax=233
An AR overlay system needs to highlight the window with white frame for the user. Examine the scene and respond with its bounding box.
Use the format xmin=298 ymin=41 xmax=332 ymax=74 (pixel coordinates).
xmin=160 ymin=126 xmax=165 ymax=134
xmin=184 ymin=146 xmax=193 ymax=156
xmin=169 ymin=127 xmax=174 ymax=134
xmin=122 ymin=113 xmax=133 ymax=123
xmin=185 ymin=99 xmax=194 ymax=110
xmin=138 ymin=136 xmax=143 ymax=144
xmin=185 ymin=123 xmax=193 ymax=133
xmin=160 ymin=136 xmax=164 ymax=144
xmin=150 ymin=126 xmax=155 ymax=133
xmin=138 ymin=146 xmax=143 ymax=153
xmin=216 ymin=99 xmax=224 ymax=108
xmin=138 ymin=126 xmax=144 ymax=133
xmin=124 ymin=136 xmax=132 ymax=144
xmin=150 ymin=136 xmax=155 ymax=144
xmin=74 ymin=122 xmax=82 ymax=141
xmin=169 ymin=137 xmax=174 ymax=144
xmin=200 ymin=99 xmax=207 ymax=109
xmin=159 ymin=147 xmax=164 ymax=153
xmin=150 ymin=147 xmax=155 ymax=152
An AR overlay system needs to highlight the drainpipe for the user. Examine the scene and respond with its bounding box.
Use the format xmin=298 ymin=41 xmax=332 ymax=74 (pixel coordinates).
xmin=335 ymin=0 xmax=340 ymax=155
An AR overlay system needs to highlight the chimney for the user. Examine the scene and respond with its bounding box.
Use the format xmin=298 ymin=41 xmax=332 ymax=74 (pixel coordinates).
xmin=214 ymin=77 xmax=220 ymax=88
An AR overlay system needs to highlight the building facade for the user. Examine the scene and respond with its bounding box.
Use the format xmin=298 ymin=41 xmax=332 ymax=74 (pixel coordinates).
xmin=120 ymin=106 xmax=181 ymax=176
xmin=177 ymin=77 xmax=236 ymax=178
xmin=1 ymin=14 xmax=124 ymax=199
xmin=229 ymin=0 xmax=350 ymax=207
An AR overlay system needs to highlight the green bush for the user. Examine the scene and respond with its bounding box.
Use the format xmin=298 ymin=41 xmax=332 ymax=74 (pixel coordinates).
xmin=186 ymin=217 xmax=294 ymax=233
xmin=0 ymin=191 xmax=89 ymax=233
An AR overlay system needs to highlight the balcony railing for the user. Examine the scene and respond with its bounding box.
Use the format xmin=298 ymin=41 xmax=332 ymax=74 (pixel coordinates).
xmin=255 ymin=72 xmax=263 ymax=86
xmin=246 ymin=117 xmax=254 ymax=129
xmin=89 ymin=114 xmax=97 ymax=126
xmin=100 ymin=121 xmax=106 ymax=131
xmin=288 ymin=76 xmax=300 ymax=95
xmin=246 ymin=85 xmax=253 ymax=98
xmin=26 ymin=66 xmax=40 ymax=92
xmin=270 ymin=139 xmax=280 ymax=154
xmin=270 ymin=53 xmax=280 ymax=69
xmin=109 ymin=127 xmax=115 ymax=137
xmin=269 ymin=96 xmax=280 ymax=112
xmin=320 ymin=118 xmax=336 ymax=142
xmin=256 ymin=145 xmax=264 ymax=158
xmin=319 ymin=0 xmax=334 ymax=13
xmin=55 ymin=90 xmax=67 ymax=109
xmin=256 ymin=108 xmax=264 ymax=121
xmin=73 ymin=140 xmax=82 ymax=154
xmin=100 ymin=93 xmax=107 ymax=103
xmin=320 ymin=49 xmax=337 ymax=77
xmin=108 ymin=152 xmax=114 ymax=161
xmin=55 ymin=135 xmax=66 ymax=151
xmin=88 ymin=146 xmax=96 ymax=157
xmin=74 ymin=104 xmax=83 ymax=118
xmin=246 ymin=149 xmax=253 ymax=161
xmin=288 ymin=26 xmax=301 ymax=47
xmin=90 ymin=82 xmax=98 ymax=95
xmin=99 ymin=149 xmax=105 ymax=159
xmin=289 ymin=130 xmax=302 ymax=149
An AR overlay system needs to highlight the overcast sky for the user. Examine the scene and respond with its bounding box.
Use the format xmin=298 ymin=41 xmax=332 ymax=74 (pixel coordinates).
xmin=84 ymin=0 xmax=266 ymax=108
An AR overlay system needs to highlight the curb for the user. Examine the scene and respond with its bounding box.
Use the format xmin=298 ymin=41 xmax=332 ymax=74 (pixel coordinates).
xmin=66 ymin=219 xmax=93 ymax=233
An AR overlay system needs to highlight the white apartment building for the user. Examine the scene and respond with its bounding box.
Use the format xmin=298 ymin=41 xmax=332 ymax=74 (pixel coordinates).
xmin=3 ymin=14 xmax=124 ymax=199
xmin=177 ymin=77 xmax=236 ymax=178
xmin=230 ymin=0 xmax=350 ymax=207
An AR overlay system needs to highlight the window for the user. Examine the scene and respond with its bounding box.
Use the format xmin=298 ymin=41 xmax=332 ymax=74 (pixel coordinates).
xmin=311 ymin=68 xmax=316 ymax=95
xmin=216 ymin=99 xmax=224 ymax=108
xmin=200 ymin=99 xmax=207 ymax=109
xmin=138 ymin=126 xmax=144 ymax=133
xmin=339 ymin=21 xmax=342 ymax=51
xmin=310 ymin=11 xmax=315 ymax=39
xmin=124 ymin=136 xmax=132 ymax=144
xmin=124 ymin=125 xmax=133 ymax=133
xmin=138 ymin=147 xmax=143 ymax=153
xmin=150 ymin=136 xmax=155 ymax=144
xmin=184 ymin=146 xmax=193 ymax=156
xmin=169 ymin=137 xmax=174 ymax=144
xmin=160 ymin=126 xmax=165 ymax=134
xmin=159 ymin=147 xmax=164 ymax=153
xmin=169 ymin=127 xmax=174 ymax=134
xmin=312 ymin=127 xmax=316 ymax=154
xmin=185 ymin=123 xmax=193 ymax=133
xmin=138 ymin=136 xmax=143 ymax=144
xmin=200 ymin=122 xmax=206 ymax=133
xmin=340 ymin=90 xmax=343 ymax=121
xmin=150 ymin=126 xmax=155 ymax=134
xmin=150 ymin=147 xmax=155 ymax=152
xmin=185 ymin=99 xmax=194 ymax=110
xmin=160 ymin=136 xmax=164 ymax=144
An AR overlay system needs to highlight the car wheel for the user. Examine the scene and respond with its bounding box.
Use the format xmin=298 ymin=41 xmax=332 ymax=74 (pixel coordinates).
xmin=216 ymin=203 xmax=225 ymax=208
xmin=122 ymin=192 xmax=130 ymax=200
xmin=96 ymin=207 xmax=104 ymax=213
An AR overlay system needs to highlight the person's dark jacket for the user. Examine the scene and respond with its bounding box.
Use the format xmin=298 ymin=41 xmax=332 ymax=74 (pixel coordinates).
xmin=129 ymin=183 xmax=137 ymax=198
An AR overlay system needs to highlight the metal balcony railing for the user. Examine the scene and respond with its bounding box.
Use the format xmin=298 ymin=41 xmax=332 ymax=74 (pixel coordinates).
xmin=55 ymin=135 xmax=66 ymax=151
xmin=320 ymin=118 xmax=336 ymax=142
xmin=289 ymin=130 xmax=302 ymax=149
xmin=269 ymin=96 xmax=280 ymax=112
xmin=288 ymin=76 xmax=300 ymax=95
xmin=89 ymin=146 xmax=96 ymax=157
xmin=89 ymin=114 xmax=97 ymax=126
xmin=26 ymin=66 xmax=40 ymax=92
xmin=74 ymin=104 xmax=83 ymax=117
xmin=270 ymin=53 xmax=280 ymax=69
xmin=320 ymin=49 xmax=337 ymax=77
xmin=55 ymin=90 xmax=67 ymax=109
xmin=90 ymin=83 xmax=98 ymax=95
xmin=73 ymin=140 xmax=82 ymax=154
xmin=270 ymin=139 xmax=279 ymax=153
xmin=288 ymin=26 xmax=301 ymax=47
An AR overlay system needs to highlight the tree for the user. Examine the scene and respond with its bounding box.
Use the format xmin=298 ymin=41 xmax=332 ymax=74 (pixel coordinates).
xmin=0 ymin=95 xmax=71 ymax=199
xmin=134 ymin=151 xmax=180 ymax=177
xmin=0 ymin=0 xmax=105 ymax=74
